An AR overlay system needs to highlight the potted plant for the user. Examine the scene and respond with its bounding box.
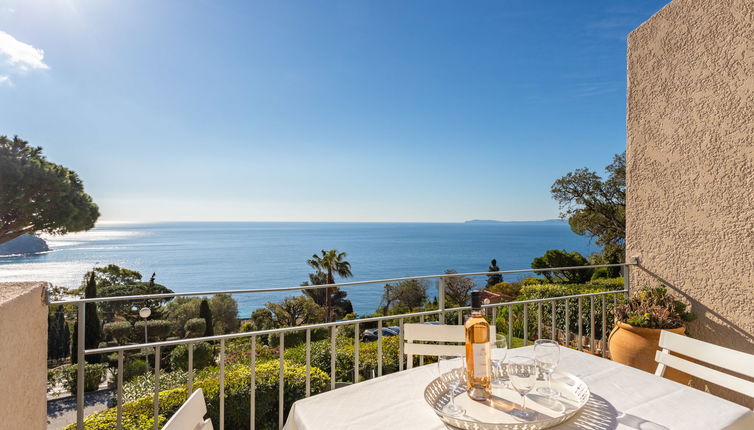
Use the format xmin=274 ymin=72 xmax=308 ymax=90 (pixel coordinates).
xmin=609 ymin=285 xmax=696 ymax=382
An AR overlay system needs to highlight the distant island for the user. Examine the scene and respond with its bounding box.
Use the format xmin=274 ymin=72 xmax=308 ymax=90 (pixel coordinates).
xmin=0 ymin=234 xmax=49 ymax=256
xmin=464 ymin=219 xmax=565 ymax=224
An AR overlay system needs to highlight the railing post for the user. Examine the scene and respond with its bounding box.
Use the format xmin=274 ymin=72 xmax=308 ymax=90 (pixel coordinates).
xmin=601 ymin=295 xmax=607 ymax=358
xmin=278 ymin=332 xmax=285 ymax=430
xmin=330 ymin=326 xmax=336 ymax=390
xmin=117 ymin=350 xmax=123 ymax=430
xmin=398 ymin=318 xmax=404 ymax=371
xmin=577 ymin=297 xmax=583 ymax=351
xmin=354 ymin=323 xmax=360 ymax=383
xmin=76 ymin=302 xmax=85 ymax=430
xmin=507 ymin=304 xmax=513 ymax=349
xmin=377 ymin=320 xmax=383 ymax=377
xmin=251 ymin=335 xmax=257 ymax=430
xmin=220 ymin=339 xmax=225 ymax=430
xmin=153 ymin=346 xmax=161 ymax=430
xmin=305 ymin=329 xmax=311 ymax=396
xmin=622 ymin=263 xmax=630 ymax=300
xmin=438 ymin=277 xmax=446 ymax=324
xmin=522 ymin=303 xmax=528 ymax=346
xmin=188 ymin=343 xmax=194 ymax=394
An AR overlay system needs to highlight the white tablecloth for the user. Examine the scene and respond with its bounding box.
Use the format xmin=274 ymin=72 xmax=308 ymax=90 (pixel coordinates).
xmin=283 ymin=346 xmax=754 ymax=430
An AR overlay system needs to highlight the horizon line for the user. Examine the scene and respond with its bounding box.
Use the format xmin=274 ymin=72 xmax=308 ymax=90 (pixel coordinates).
xmin=95 ymin=218 xmax=565 ymax=225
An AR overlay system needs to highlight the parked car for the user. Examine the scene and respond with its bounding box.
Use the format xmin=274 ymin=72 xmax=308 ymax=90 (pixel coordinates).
xmin=362 ymin=327 xmax=399 ymax=342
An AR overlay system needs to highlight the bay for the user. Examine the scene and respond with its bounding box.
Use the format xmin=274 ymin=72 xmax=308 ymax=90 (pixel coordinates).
xmin=0 ymin=221 xmax=597 ymax=316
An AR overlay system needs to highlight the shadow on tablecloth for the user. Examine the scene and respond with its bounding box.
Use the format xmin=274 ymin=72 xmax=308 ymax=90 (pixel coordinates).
xmin=440 ymin=393 xmax=669 ymax=430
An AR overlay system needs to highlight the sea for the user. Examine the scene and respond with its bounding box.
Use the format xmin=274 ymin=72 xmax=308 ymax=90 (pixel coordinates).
xmin=0 ymin=221 xmax=597 ymax=316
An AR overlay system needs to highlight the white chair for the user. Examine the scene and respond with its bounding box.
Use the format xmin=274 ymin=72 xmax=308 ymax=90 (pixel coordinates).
xmin=162 ymin=388 xmax=214 ymax=430
xmin=404 ymin=323 xmax=496 ymax=369
xmin=654 ymin=330 xmax=754 ymax=398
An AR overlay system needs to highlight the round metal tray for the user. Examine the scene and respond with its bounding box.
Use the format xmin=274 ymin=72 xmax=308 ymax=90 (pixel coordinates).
xmin=424 ymin=367 xmax=590 ymax=430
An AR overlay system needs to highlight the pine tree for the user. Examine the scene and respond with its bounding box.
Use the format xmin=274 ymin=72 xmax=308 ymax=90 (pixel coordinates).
xmin=72 ymin=271 xmax=102 ymax=363
xmin=486 ymin=259 xmax=503 ymax=287
xmin=47 ymin=306 xmax=70 ymax=360
xmin=199 ymin=299 xmax=214 ymax=336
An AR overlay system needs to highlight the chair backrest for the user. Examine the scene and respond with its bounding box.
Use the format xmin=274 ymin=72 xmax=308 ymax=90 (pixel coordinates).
xmin=162 ymin=388 xmax=214 ymax=430
xmin=403 ymin=323 xmax=496 ymax=369
xmin=654 ymin=330 xmax=754 ymax=398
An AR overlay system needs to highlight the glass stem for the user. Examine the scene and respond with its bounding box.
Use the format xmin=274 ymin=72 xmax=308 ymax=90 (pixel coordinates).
xmin=547 ymin=372 xmax=553 ymax=392
xmin=521 ymin=394 xmax=526 ymax=409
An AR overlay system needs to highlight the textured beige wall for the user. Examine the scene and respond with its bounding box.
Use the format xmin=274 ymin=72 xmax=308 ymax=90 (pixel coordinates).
xmin=0 ymin=282 xmax=48 ymax=429
xmin=626 ymin=0 xmax=754 ymax=407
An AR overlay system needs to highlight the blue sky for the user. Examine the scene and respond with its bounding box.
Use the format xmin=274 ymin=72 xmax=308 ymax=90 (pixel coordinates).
xmin=0 ymin=0 xmax=668 ymax=223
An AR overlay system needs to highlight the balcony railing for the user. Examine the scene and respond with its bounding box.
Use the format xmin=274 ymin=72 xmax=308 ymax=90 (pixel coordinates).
xmin=50 ymin=262 xmax=634 ymax=430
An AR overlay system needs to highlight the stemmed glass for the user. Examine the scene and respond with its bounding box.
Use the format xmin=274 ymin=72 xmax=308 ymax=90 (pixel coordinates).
xmin=506 ymin=356 xmax=537 ymax=416
xmin=491 ymin=334 xmax=508 ymax=387
xmin=534 ymin=339 xmax=560 ymax=398
xmin=437 ymin=355 xmax=465 ymax=416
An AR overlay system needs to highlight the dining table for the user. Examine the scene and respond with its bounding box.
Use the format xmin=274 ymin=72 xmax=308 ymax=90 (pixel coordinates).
xmin=283 ymin=346 xmax=754 ymax=430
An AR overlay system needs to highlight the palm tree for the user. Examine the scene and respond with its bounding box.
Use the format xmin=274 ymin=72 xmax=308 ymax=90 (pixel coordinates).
xmin=307 ymin=249 xmax=353 ymax=322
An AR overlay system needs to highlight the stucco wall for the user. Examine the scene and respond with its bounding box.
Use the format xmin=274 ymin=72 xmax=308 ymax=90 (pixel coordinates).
xmin=0 ymin=282 xmax=48 ymax=429
xmin=626 ymin=0 xmax=754 ymax=407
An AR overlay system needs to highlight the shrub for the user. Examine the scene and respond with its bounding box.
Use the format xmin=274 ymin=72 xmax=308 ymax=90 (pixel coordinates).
xmin=240 ymin=321 xmax=253 ymax=332
xmin=520 ymin=277 xmax=546 ymax=285
xmin=164 ymin=297 xmax=201 ymax=338
xmin=209 ymin=294 xmax=239 ymax=335
xmin=284 ymin=335 xmax=401 ymax=382
xmin=587 ymin=277 xmax=624 ymax=290
xmin=103 ymin=321 xmax=132 ymax=344
xmin=169 ymin=342 xmax=215 ymax=371
xmin=496 ymin=283 xmax=625 ymax=342
xmin=613 ymin=285 xmax=695 ymax=329
xmin=267 ymin=327 xmax=328 ymax=348
xmin=66 ymin=361 xmax=329 ymax=430
xmin=64 ymin=408 xmax=164 ymax=430
xmin=123 ymin=370 xmax=187 ymax=402
xmin=134 ymin=320 xmax=173 ymax=341
xmin=590 ymin=267 xmax=610 ymax=280
xmin=61 ymin=363 xmax=107 ymax=394
xmin=224 ymin=338 xmax=279 ymax=366
xmin=124 ymin=358 xmax=148 ymax=381
xmin=48 ymin=368 xmax=60 ymax=394
xmin=183 ymin=318 xmax=206 ymax=338
xmin=531 ymin=249 xmax=593 ymax=283
xmin=488 ymin=281 xmax=521 ymax=298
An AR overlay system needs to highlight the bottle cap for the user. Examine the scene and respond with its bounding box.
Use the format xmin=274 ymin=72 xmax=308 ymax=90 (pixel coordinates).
xmin=471 ymin=290 xmax=481 ymax=309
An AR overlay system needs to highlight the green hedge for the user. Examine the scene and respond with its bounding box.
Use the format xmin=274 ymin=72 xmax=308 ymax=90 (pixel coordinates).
xmin=103 ymin=321 xmax=133 ymax=344
xmin=123 ymin=370 xmax=188 ymax=403
xmin=170 ymin=342 xmax=215 ymax=371
xmin=134 ymin=320 xmax=173 ymax=341
xmin=284 ymin=335 xmax=401 ymax=383
xmin=65 ymin=361 xmax=329 ymax=430
xmin=61 ymin=363 xmax=107 ymax=394
xmin=495 ymin=280 xmax=625 ymax=342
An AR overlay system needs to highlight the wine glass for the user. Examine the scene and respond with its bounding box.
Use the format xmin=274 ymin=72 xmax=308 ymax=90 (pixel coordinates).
xmin=506 ymin=356 xmax=537 ymax=414
xmin=491 ymin=334 xmax=508 ymax=387
xmin=534 ymin=339 xmax=560 ymax=398
xmin=437 ymin=355 xmax=465 ymax=416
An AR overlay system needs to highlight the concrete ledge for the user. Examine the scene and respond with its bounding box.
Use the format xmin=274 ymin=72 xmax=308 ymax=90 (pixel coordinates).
xmin=0 ymin=282 xmax=49 ymax=430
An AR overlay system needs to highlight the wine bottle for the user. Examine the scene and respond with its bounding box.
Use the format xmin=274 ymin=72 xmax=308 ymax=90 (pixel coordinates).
xmin=465 ymin=290 xmax=491 ymax=400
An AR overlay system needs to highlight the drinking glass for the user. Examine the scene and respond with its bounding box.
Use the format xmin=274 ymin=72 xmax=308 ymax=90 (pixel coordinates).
xmin=506 ymin=356 xmax=537 ymax=412
xmin=437 ymin=355 xmax=465 ymax=416
xmin=491 ymin=334 xmax=508 ymax=387
xmin=534 ymin=339 xmax=560 ymax=398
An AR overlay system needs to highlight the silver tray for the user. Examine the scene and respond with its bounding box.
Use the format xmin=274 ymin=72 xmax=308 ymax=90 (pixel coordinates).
xmin=424 ymin=367 xmax=590 ymax=430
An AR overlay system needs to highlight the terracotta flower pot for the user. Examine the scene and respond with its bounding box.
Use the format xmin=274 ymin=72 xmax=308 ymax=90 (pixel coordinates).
xmin=608 ymin=321 xmax=691 ymax=384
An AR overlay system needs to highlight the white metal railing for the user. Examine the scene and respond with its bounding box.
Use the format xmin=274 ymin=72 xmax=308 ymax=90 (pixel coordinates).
xmin=49 ymin=262 xmax=633 ymax=430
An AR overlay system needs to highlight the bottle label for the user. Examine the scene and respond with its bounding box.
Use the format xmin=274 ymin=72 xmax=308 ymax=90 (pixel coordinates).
xmin=473 ymin=343 xmax=489 ymax=377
